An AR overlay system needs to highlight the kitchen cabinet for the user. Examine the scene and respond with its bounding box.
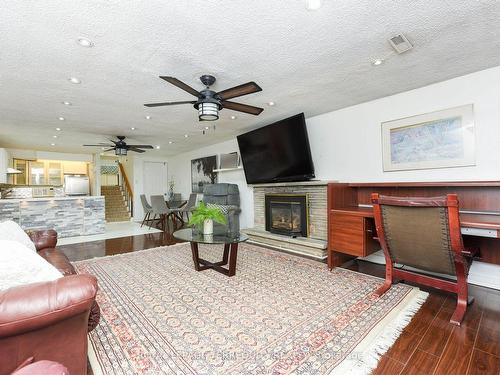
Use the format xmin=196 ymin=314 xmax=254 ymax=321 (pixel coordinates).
xmin=11 ymin=159 xmax=88 ymax=186
xmin=13 ymin=159 xmax=27 ymax=185
xmin=62 ymin=161 xmax=88 ymax=175
xmin=48 ymin=162 xmax=63 ymax=185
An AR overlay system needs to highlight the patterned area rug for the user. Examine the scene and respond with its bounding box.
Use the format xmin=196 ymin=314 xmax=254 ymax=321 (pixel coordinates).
xmin=75 ymin=243 xmax=427 ymax=375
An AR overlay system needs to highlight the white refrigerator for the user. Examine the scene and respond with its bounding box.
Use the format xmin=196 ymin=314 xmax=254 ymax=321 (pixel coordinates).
xmin=64 ymin=175 xmax=90 ymax=196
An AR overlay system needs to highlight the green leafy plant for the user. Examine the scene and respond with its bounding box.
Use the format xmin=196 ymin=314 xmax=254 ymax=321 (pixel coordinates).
xmin=188 ymin=201 xmax=227 ymax=227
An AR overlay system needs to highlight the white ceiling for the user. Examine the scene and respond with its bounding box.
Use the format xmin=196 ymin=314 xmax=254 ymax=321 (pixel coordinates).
xmin=1 ymin=0 xmax=500 ymax=156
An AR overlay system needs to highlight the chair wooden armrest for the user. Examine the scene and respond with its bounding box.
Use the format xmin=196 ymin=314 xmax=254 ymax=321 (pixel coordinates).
xmin=462 ymin=247 xmax=480 ymax=258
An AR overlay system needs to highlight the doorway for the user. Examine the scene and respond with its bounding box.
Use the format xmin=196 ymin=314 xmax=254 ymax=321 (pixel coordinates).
xmin=142 ymin=161 xmax=168 ymax=199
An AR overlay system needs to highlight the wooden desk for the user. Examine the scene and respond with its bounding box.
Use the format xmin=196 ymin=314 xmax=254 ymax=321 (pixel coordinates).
xmin=328 ymin=182 xmax=500 ymax=268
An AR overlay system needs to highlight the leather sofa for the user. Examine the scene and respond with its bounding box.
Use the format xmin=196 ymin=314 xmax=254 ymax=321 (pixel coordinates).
xmin=0 ymin=230 xmax=99 ymax=375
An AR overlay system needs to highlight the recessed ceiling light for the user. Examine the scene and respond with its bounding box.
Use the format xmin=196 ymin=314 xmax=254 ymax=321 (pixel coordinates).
xmin=50 ymin=143 xmax=56 ymax=146
xmin=184 ymin=134 xmax=189 ymax=138
xmin=62 ymin=101 xmax=72 ymax=106
xmin=53 ymin=135 xmax=58 ymax=138
xmin=306 ymin=0 xmax=322 ymax=10
xmin=204 ymin=126 xmax=209 ymax=130
xmin=145 ymin=115 xmax=151 ymax=120
xmin=372 ymin=59 xmax=384 ymax=66
xmin=155 ymin=145 xmax=160 ymax=149
xmin=267 ymin=101 xmax=275 ymax=106
xmin=55 ymin=127 xmax=61 ymax=131
xmin=168 ymin=141 xmax=173 ymax=144
xmin=130 ymin=127 xmax=136 ymax=130
xmin=77 ymin=37 xmax=94 ymax=48
xmin=58 ymin=117 xmax=65 ymax=121
xmin=68 ymin=77 xmax=81 ymax=84
xmin=230 ymin=115 xmax=237 ymax=120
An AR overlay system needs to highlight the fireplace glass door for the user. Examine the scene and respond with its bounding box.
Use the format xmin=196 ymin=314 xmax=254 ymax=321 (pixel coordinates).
xmin=265 ymin=194 xmax=308 ymax=237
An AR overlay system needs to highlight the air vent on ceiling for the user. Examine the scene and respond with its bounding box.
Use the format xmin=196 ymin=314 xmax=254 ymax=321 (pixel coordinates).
xmin=388 ymin=34 xmax=413 ymax=54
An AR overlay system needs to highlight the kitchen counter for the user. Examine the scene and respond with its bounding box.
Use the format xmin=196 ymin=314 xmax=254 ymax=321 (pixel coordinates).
xmin=0 ymin=196 xmax=105 ymax=238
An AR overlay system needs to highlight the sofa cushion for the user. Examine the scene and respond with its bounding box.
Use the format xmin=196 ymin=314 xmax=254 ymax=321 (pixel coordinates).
xmin=0 ymin=240 xmax=62 ymax=291
xmin=0 ymin=221 xmax=36 ymax=252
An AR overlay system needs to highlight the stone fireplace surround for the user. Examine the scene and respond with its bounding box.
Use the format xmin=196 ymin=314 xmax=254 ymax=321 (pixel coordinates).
xmin=243 ymin=181 xmax=328 ymax=259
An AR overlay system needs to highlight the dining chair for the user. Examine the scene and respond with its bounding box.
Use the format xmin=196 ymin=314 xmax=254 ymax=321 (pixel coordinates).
xmin=371 ymin=193 xmax=479 ymax=326
xmin=150 ymin=195 xmax=173 ymax=231
xmin=139 ymin=194 xmax=153 ymax=228
xmin=179 ymin=193 xmax=197 ymax=221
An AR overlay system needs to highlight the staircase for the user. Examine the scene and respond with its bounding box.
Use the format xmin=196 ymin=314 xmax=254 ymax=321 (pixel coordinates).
xmin=101 ymin=185 xmax=131 ymax=222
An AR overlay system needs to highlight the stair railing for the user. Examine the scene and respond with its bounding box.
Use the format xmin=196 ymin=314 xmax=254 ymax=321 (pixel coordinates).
xmin=117 ymin=162 xmax=133 ymax=217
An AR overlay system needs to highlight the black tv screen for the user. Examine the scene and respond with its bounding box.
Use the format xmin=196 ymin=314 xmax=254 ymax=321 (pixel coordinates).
xmin=237 ymin=113 xmax=315 ymax=184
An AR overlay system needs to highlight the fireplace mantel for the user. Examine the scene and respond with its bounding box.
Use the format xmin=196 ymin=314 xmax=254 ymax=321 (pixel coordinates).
xmin=249 ymin=180 xmax=333 ymax=188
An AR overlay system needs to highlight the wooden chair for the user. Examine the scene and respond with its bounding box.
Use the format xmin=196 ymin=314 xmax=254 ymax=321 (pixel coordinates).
xmin=371 ymin=193 xmax=479 ymax=326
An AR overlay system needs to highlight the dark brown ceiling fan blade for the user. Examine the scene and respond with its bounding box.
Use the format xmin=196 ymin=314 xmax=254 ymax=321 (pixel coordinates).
xmin=144 ymin=101 xmax=196 ymax=107
xmin=222 ymin=101 xmax=264 ymax=115
xmin=126 ymin=145 xmax=154 ymax=149
xmin=160 ymin=76 xmax=200 ymax=97
xmin=217 ymin=82 xmax=262 ymax=100
xmin=129 ymin=148 xmax=146 ymax=153
xmin=83 ymin=144 xmax=114 ymax=147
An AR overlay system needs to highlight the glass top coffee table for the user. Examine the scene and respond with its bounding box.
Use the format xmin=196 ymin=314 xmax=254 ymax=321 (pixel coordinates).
xmin=173 ymin=228 xmax=248 ymax=277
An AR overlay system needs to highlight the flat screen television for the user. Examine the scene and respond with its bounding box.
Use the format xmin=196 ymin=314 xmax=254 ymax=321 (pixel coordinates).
xmin=237 ymin=113 xmax=315 ymax=184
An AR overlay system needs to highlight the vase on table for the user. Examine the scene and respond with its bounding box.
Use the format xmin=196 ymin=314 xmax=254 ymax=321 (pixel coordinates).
xmin=203 ymin=219 xmax=213 ymax=235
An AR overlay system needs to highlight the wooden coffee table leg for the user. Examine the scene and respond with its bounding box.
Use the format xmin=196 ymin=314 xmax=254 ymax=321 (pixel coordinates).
xmin=227 ymin=243 xmax=238 ymax=277
xmin=222 ymin=244 xmax=230 ymax=265
xmin=190 ymin=242 xmax=201 ymax=271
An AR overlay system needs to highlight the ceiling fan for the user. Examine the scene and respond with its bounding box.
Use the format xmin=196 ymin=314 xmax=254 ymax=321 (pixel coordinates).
xmin=83 ymin=136 xmax=153 ymax=156
xmin=144 ymin=75 xmax=264 ymax=121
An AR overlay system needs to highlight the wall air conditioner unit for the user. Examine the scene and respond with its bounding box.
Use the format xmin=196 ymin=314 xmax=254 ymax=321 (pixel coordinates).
xmin=388 ymin=34 xmax=413 ymax=54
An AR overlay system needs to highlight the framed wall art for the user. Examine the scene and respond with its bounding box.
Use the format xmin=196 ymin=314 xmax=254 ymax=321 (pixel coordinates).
xmin=381 ymin=104 xmax=475 ymax=172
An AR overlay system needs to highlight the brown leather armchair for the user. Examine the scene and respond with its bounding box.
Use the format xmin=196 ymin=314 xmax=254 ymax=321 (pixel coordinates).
xmin=0 ymin=275 xmax=97 ymax=375
xmin=27 ymin=230 xmax=100 ymax=331
xmin=0 ymin=230 xmax=100 ymax=375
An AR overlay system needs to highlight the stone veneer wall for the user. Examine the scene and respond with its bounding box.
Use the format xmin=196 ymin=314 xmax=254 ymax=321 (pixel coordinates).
xmin=0 ymin=197 xmax=105 ymax=238
xmin=252 ymin=182 xmax=328 ymax=240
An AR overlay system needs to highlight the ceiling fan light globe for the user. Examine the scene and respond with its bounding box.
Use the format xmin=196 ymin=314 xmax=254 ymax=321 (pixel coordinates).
xmin=198 ymin=102 xmax=219 ymax=121
xmin=115 ymin=148 xmax=127 ymax=156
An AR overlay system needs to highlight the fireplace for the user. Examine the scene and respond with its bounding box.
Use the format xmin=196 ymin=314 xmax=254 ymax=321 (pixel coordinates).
xmin=265 ymin=194 xmax=308 ymax=237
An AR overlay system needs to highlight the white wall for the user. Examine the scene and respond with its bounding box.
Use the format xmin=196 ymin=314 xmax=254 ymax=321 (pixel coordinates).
xmin=168 ymin=139 xmax=254 ymax=229
xmin=8 ymin=149 xmax=93 ymax=162
xmin=0 ymin=148 xmax=9 ymax=183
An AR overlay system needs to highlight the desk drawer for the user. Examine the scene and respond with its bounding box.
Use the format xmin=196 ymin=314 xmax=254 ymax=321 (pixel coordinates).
xmin=330 ymin=212 xmax=365 ymax=256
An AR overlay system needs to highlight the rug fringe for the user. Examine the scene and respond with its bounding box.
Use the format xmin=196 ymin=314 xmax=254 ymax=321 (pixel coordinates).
xmin=335 ymin=289 xmax=429 ymax=374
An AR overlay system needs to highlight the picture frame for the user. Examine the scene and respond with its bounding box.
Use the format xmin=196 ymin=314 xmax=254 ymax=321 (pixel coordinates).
xmin=191 ymin=155 xmax=218 ymax=193
xmin=381 ymin=104 xmax=475 ymax=172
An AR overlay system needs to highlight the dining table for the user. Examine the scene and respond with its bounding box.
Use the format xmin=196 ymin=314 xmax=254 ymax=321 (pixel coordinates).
xmin=165 ymin=199 xmax=187 ymax=225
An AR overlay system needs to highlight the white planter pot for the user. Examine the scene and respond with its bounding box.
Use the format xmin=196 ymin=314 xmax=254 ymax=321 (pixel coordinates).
xmin=203 ymin=219 xmax=213 ymax=235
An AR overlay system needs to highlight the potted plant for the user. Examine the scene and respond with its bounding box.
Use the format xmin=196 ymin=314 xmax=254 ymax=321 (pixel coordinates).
xmin=188 ymin=201 xmax=227 ymax=235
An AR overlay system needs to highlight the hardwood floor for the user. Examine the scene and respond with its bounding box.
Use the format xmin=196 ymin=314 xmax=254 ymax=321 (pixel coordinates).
xmin=62 ymin=231 xmax=500 ymax=375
